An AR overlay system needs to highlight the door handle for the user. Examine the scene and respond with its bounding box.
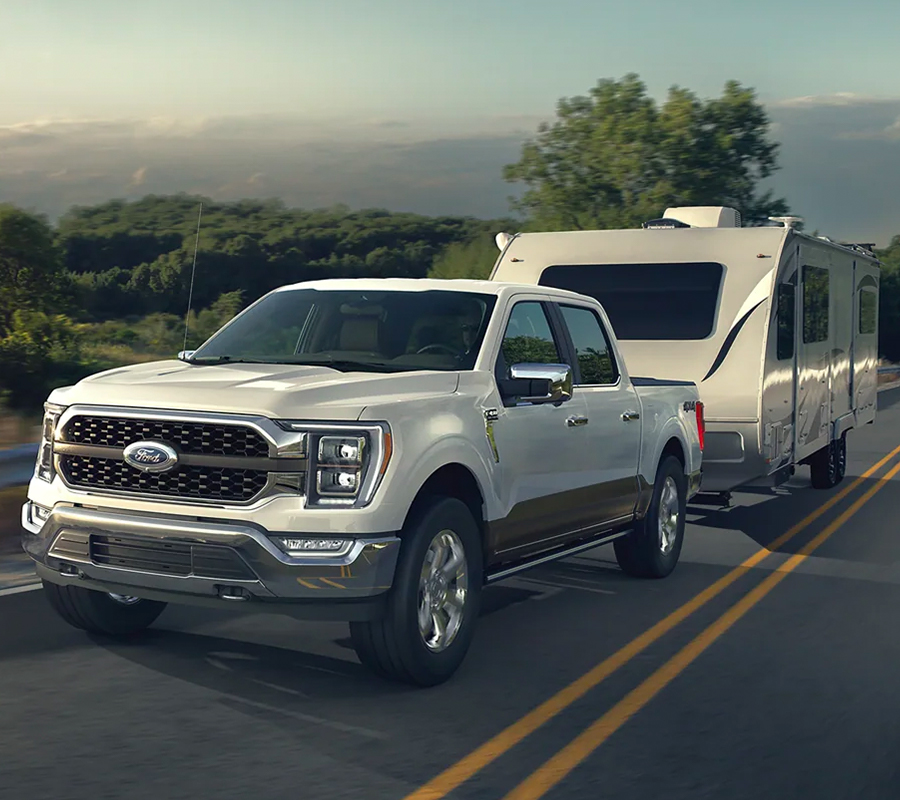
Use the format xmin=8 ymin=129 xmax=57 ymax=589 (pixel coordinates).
xmin=621 ymin=411 xmax=640 ymax=422
xmin=566 ymin=415 xmax=589 ymax=427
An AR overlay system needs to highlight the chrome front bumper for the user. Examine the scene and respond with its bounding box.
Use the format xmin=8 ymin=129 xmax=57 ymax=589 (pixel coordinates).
xmin=22 ymin=503 xmax=401 ymax=620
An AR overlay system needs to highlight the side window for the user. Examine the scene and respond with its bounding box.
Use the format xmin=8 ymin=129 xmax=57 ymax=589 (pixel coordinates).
xmin=499 ymin=301 xmax=561 ymax=367
xmin=802 ymin=266 xmax=829 ymax=343
xmin=859 ymin=288 xmax=877 ymax=335
xmin=776 ymin=283 xmax=795 ymax=361
xmin=559 ymin=305 xmax=618 ymax=385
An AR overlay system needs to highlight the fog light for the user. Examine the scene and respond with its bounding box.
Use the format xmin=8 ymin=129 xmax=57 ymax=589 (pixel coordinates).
xmin=32 ymin=504 xmax=50 ymax=522
xmin=273 ymin=537 xmax=350 ymax=555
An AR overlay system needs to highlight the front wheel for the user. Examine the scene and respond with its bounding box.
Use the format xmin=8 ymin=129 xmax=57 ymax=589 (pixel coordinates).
xmin=614 ymin=456 xmax=687 ymax=579
xmin=349 ymin=496 xmax=483 ymax=687
xmin=43 ymin=581 xmax=167 ymax=635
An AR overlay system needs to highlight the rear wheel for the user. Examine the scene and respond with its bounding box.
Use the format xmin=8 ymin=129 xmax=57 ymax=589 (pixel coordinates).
xmin=43 ymin=581 xmax=167 ymax=635
xmin=810 ymin=434 xmax=846 ymax=489
xmin=349 ymin=497 xmax=483 ymax=687
xmin=614 ymin=456 xmax=686 ymax=579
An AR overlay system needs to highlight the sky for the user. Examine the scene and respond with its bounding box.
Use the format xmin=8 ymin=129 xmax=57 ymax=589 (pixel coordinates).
xmin=2 ymin=0 xmax=900 ymax=244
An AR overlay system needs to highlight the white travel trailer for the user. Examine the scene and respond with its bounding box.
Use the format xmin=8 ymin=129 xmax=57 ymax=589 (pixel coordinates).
xmin=490 ymin=207 xmax=881 ymax=497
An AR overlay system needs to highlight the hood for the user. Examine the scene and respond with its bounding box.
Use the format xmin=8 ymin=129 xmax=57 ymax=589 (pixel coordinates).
xmin=49 ymin=360 xmax=461 ymax=421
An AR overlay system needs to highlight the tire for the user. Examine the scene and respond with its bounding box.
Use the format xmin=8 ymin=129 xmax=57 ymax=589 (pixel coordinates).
xmin=43 ymin=581 xmax=167 ymax=636
xmin=349 ymin=497 xmax=483 ymax=687
xmin=834 ymin=433 xmax=847 ymax=482
xmin=810 ymin=434 xmax=846 ymax=489
xmin=614 ymin=456 xmax=687 ymax=579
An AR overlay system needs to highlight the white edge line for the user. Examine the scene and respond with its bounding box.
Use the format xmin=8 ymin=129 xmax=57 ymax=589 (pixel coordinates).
xmin=0 ymin=582 xmax=41 ymax=597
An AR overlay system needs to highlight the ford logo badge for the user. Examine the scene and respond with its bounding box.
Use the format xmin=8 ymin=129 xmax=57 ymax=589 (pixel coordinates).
xmin=123 ymin=441 xmax=179 ymax=473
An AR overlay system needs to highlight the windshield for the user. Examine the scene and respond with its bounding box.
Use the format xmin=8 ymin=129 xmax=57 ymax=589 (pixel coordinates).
xmin=190 ymin=288 xmax=496 ymax=372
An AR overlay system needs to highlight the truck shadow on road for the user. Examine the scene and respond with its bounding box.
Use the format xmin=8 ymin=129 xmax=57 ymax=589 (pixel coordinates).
xmin=687 ymin=472 xmax=897 ymax=556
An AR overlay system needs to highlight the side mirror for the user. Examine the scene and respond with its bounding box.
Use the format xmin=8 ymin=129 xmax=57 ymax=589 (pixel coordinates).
xmin=177 ymin=350 xmax=196 ymax=361
xmin=501 ymin=363 xmax=573 ymax=405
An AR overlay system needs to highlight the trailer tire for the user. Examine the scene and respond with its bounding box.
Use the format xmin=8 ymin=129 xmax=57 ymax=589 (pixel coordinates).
xmin=614 ymin=456 xmax=686 ymax=579
xmin=810 ymin=435 xmax=846 ymax=489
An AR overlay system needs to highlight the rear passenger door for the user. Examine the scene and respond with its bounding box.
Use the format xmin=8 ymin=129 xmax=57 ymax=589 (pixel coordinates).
xmin=552 ymin=302 xmax=642 ymax=523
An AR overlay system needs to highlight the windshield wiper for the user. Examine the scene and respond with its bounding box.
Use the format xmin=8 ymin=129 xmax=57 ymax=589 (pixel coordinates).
xmin=186 ymin=354 xmax=413 ymax=373
xmin=186 ymin=355 xmax=262 ymax=365
xmin=272 ymin=356 xmax=404 ymax=373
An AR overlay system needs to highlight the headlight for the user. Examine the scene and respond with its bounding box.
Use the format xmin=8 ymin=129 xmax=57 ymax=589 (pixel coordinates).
xmin=35 ymin=403 xmax=65 ymax=483
xmin=274 ymin=422 xmax=391 ymax=508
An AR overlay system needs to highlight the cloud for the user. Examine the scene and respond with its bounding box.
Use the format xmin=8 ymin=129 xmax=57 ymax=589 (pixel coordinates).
xmin=0 ymin=114 xmax=528 ymax=223
xmin=0 ymin=102 xmax=899 ymax=246
xmin=766 ymin=96 xmax=900 ymax=245
xmin=130 ymin=166 xmax=148 ymax=186
xmin=774 ymin=92 xmax=884 ymax=109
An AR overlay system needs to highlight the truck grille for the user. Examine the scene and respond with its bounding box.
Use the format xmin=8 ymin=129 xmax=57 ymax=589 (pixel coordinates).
xmin=60 ymin=455 xmax=269 ymax=503
xmin=63 ymin=415 xmax=270 ymax=458
xmin=89 ymin=534 xmax=256 ymax=580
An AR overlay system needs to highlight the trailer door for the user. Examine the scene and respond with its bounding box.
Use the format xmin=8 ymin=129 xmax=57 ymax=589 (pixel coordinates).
xmin=854 ymin=265 xmax=879 ymax=425
xmin=796 ymin=258 xmax=832 ymax=461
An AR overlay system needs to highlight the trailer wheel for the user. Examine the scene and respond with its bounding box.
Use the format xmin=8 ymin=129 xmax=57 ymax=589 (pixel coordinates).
xmin=835 ymin=433 xmax=847 ymax=482
xmin=614 ymin=456 xmax=686 ymax=579
xmin=810 ymin=435 xmax=846 ymax=489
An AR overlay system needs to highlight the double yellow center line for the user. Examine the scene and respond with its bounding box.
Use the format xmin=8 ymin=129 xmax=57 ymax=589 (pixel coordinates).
xmin=405 ymin=442 xmax=900 ymax=800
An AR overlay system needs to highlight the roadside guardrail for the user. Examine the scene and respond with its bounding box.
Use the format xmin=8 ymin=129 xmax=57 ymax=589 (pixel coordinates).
xmin=0 ymin=444 xmax=37 ymax=491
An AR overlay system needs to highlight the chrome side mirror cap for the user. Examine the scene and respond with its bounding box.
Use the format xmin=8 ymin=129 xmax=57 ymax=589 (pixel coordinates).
xmin=177 ymin=350 xmax=196 ymax=361
xmin=507 ymin=363 xmax=573 ymax=405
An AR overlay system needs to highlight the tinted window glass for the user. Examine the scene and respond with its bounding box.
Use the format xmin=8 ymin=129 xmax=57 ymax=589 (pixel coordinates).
xmin=776 ymin=283 xmax=795 ymax=361
xmin=538 ymin=262 xmax=723 ymax=340
xmin=500 ymin=302 xmax=561 ymax=366
xmin=559 ymin=305 xmax=618 ymax=384
xmin=802 ymin=266 xmax=829 ymax=343
xmin=859 ymin=288 xmax=877 ymax=335
xmin=191 ymin=288 xmax=496 ymax=372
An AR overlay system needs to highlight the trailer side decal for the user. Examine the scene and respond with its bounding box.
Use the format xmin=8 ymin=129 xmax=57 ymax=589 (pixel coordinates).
xmin=702 ymin=299 xmax=765 ymax=382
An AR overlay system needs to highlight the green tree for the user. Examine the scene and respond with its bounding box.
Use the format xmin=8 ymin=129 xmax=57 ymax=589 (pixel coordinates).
xmin=503 ymin=73 xmax=789 ymax=231
xmin=0 ymin=310 xmax=85 ymax=410
xmin=0 ymin=206 xmax=70 ymax=334
xmin=428 ymin=233 xmax=498 ymax=280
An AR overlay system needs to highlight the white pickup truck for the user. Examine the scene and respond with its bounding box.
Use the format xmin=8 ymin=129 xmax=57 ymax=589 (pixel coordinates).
xmin=22 ymin=278 xmax=704 ymax=686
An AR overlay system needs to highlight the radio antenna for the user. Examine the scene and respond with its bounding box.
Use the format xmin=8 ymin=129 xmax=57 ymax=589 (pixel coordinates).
xmin=182 ymin=201 xmax=203 ymax=355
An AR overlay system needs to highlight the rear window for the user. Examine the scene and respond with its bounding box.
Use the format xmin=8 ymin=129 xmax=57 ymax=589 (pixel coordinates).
xmin=538 ymin=262 xmax=724 ymax=340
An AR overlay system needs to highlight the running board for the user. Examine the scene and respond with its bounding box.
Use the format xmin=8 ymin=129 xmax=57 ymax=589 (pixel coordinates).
xmin=485 ymin=529 xmax=630 ymax=584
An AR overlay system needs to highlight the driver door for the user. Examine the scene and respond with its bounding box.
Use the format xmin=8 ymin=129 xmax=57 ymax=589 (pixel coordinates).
xmin=487 ymin=298 xmax=594 ymax=559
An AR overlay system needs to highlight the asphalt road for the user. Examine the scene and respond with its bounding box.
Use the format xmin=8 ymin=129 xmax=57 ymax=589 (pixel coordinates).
xmin=4 ymin=391 xmax=900 ymax=800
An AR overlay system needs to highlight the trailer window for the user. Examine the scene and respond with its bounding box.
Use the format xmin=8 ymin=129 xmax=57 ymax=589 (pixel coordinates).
xmin=802 ymin=266 xmax=829 ymax=343
xmin=776 ymin=283 xmax=795 ymax=360
xmin=538 ymin=262 xmax=723 ymax=340
xmin=859 ymin=288 xmax=877 ymax=335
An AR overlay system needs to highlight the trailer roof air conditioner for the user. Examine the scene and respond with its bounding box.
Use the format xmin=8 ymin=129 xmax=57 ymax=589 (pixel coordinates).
xmin=661 ymin=207 xmax=743 ymax=229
